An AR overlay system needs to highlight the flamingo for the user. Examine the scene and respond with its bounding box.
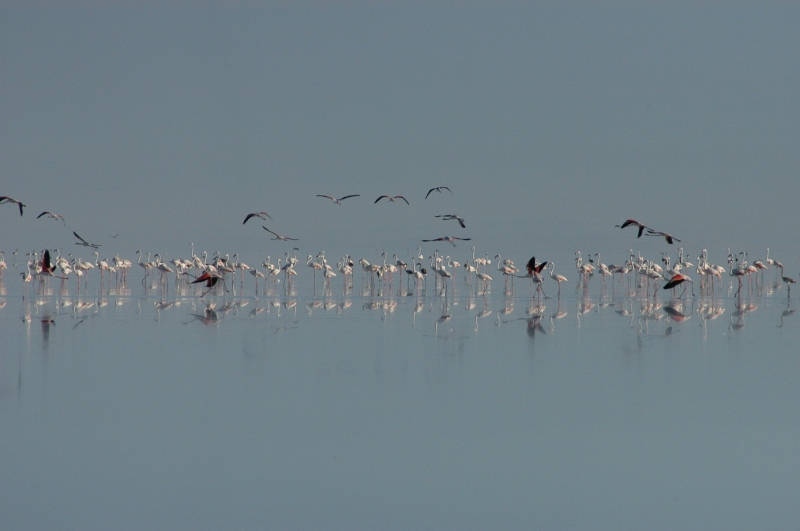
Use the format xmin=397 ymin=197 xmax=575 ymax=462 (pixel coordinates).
xmin=307 ymin=255 xmax=323 ymax=288
xmin=549 ymin=263 xmax=568 ymax=298
xmin=495 ymin=254 xmax=516 ymax=291
xmin=434 ymin=260 xmax=452 ymax=296
xmin=338 ymin=260 xmax=353 ymax=289
xmin=243 ymin=211 xmax=272 ymax=224
xmin=374 ymin=195 xmax=409 ymax=204
xmin=421 ymin=236 xmax=471 ymax=247
xmin=21 ymin=265 xmax=32 ymax=295
xmin=248 ymin=268 xmax=266 ymax=292
xmin=729 ymin=259 xmax=747 ymax=297
xmin=190 ymin=271 xmax=226 ymax=297
xmin=663 ymin=273 xmax=694 ymax=298
xmin=0 ymin=196 xmax=26 ymax=216
xmin=514 ymin=256 xmax=548 ymax=296
xmin=779 ymin=265 xmax=795 ymax=297
xmin=37 ymin=250 xmax=68 ymax=280
xmin=37 ymin=211 xmax=65 ymax=225
xmin=435 ymin=214 xmax=466 ymax=228
xmin=323 ymin=267 xmax=337 ymax=287
xmin=262 ymin=226 xmax=298 ymax=241
xmin=316 ymin=194 xmax=360 ymax=205
xmin=615 ymin=219 xmax=649 ymax=238
xmin=646 ymin=229 xmax=681 ymax=245
xmin=74 ymin=231 xmax=101 ymax=248
xmin=425 ymin=186 xmax=453 ymax=199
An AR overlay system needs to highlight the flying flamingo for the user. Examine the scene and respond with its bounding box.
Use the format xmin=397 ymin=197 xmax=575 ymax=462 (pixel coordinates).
xmin=615 ymin=219 xmax=649 ymax=238
xmin=74 ymin=231 xmax=101 ymax=249
xmin=435 ymin=214 xmax=466 ymax=228
xmin=243 ymin=211 xmax=272 ymax=224
xmin=425 ymin=186 xmax=453 ymax=199
xmin=0 ymin=196 xmax=26 ymax=216
xmin=421 ymin=236 xmax=471 ymax=247
xmin=316 ymin=194 xmax=360 ymax=205
xmin=262 ymin=226 xmax=298 ymax=241
xmin=37 ymin=211 xmax=66 ymax=225
xmin=646 ymin=229 xmax=681 ymax=245
xmin=374 ymin=195 xmax=409 ymax=204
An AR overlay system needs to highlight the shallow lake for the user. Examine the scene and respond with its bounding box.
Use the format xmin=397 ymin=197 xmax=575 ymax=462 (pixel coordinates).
xmin=2 ymin=269 xmax=799 ymax=530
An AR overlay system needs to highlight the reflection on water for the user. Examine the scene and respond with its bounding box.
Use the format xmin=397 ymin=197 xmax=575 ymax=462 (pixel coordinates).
xmin=2 ymin=272 xmax=800 ymax=529
xmin=3 ymin=269 xmax=799 ymax=334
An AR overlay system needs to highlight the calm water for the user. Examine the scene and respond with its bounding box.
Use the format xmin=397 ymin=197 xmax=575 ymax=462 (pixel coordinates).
xmin=2 ymin=269 xmax=799 ymax=530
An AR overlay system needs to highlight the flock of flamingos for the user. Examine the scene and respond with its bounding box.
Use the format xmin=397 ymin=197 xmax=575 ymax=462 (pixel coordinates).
xmin=1 ymin=193 xmax=796 ymax=303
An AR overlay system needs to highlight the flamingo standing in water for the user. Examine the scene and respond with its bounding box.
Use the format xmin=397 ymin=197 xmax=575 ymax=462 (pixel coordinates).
xmin=516 ymin=256 xmax=549 ymax=299
xmin=779 ymin=265 xmax=795 ymax=298
xmin=190 ymin=271 xmax=226 ymax=297
xmin=548 ymin=263 xmax=568 ymax=298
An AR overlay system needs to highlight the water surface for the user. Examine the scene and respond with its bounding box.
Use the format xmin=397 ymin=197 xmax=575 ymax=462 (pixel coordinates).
xmin=1 ymin=272 xmax=799 ymax=530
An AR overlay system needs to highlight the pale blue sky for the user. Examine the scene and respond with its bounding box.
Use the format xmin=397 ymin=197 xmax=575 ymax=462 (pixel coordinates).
xmin=2 ymin=4 xmax=799 ymax=266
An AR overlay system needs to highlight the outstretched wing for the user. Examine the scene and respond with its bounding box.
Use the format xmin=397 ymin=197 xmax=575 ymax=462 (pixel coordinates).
xmin=619 ymin=219 xmax=641 ymax=229
xmin=339 ymin=195 xmax=359 ymax=201
xmin=425 ymin=188 xmax=435 ymax=199
xmin=375 ymin=195 xmax=389 ymax=203
xmin=395 ymin=195 xmax=409 ymax=205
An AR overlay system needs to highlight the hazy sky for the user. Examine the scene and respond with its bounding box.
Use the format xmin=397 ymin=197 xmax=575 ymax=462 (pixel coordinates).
xmin=2 ymin=4 xmax=799 ymax=266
